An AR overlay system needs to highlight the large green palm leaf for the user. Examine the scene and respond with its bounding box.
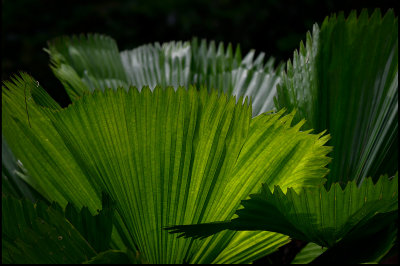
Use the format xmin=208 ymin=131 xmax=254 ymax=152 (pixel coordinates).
xmin=2 ymin=75 xmax=331 ymax=263
xmin=275 ymin=9 xmax=398 ymax=187
xmin=166 ymin=174 xmax=398 ymax=263
xmin=4 ymin=8 xmax=396 ymax=264
xmin=166 ymin=174 xmax=397 ymax=245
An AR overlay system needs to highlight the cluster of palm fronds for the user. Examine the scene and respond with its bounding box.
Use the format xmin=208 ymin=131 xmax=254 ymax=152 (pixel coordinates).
xmin=2 ymin=9 xmax=398 ymax=264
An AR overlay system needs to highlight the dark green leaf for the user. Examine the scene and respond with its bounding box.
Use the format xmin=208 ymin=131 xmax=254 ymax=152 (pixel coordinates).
xmin=83 ymin=249 xmax=147 ymax=264
xmin=166 ymin=174 xmax=398 ymax=249
xmin=275 ymin=9 xmax=398 ymax=187
xmin=2 ymin=195 xmax=97 ymax=264
xmin=311 ymin=211 xmax=397 ymax=264
xmin=2 ymin=135 xmax=47 ymax=202
xmin=64 ymin=192 xmax=115 ymax=252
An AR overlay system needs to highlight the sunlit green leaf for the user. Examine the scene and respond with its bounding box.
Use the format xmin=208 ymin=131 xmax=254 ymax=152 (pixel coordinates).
xmin=166 ymin=174 xmax=397 ymax=250
xmin=2 ymin=77 xmax=331 ymax=263
xmin=291 ymin=243 xmax=327 ymax=264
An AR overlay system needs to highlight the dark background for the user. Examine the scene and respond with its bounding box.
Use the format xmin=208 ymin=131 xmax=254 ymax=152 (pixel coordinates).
xmin=2 ymin=0 xmax=398 ymax=107
xmin=1 ymin=0 xmax=399 ymax=263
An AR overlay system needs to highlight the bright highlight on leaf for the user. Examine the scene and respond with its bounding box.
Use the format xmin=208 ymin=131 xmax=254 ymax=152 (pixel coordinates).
xmin=2 ymin=76 xmax=331 ymax=263
xmin=166 ymin=174 xmax=397 ymax=250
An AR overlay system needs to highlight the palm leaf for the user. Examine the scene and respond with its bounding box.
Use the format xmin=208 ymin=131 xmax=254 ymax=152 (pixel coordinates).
xmin=64 ymin=192 xmax=115 ymax=253
xmin=2 ymin=73 xmax=139 ymax=255
xmin=2 ymin=73 xmax=101 ymax=210
xmin=2 ymin=135 xmax=47 ymax=202
xmin=47 ymin=36 xmax=283 ymax=116
xmin=311 ymin=211 xmax=398 ymax=263
xmin=46 ymin=34 xmax=129 ymax=100
xmin=2 ymin=194 xmax=108 ymax=264
xmin=2 ymin=77 xmax=331 ymax=263
xmin=210 ymin=231 xmax=290 ymax=263
xmin=290 ymin=243 xmax=327 ymax=264
xmin=2 ymin=193 xmax=139 ymax=264
xmin=166 ymin=174 xmax=397 ymax=250
xmin=83 ymin=249 xmax=147 ymax=264
xmin=275 ymin=9 xmax=398 ymax=187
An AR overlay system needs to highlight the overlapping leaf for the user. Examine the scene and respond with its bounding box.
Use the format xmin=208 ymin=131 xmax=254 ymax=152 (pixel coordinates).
xmin=275 ymin=9 xmax=399 ymax=187
xmin=2 ymin=135 xmax=46 ymax=202
xmin=2 ymin=76 xmax=331 ymax=263
xmin=2 ymin=194 xmax=118 ymax=264
xmin=2 ymin=74 xmax=101 ymax=210
xmin=166 ymin=174 xmax=398 ymax=250
xmin=291 ymin=243 xmax=327 ymax=264
xmin=311 ymin=211 xmax=398 ymax=263
xmin=2 ymin=74 xmax=139 ymax=255
xmin=46 ymin=34 xmax=129 ymax=99
xmin=47 ymin=35 xmax=283 ymax=116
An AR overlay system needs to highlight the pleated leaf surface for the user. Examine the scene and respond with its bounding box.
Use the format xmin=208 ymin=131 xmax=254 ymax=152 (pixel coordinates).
xmin=2 ymin=135 xmax=46 ymax=203
xmin=167 ymin=174 xmax=398 ymax=250
xmin=2 ymin=75 xmax=332 ymax=263
xmin=275 ymin=9 xmax=398 ymax=186
xmin=2 ymin=193 xmax=137 ymax=264
xmin=46 ymin=34 xmax=129 ymax=100
xmin=2 ymin=195 xmax=95 ymax=264
xmin=2 ymin=73 xmax=101 ymax=211
xmin=290 ymin=243 xmax=327 ymax=264
xmin=48 ymin=35 xmax=283 ymax=116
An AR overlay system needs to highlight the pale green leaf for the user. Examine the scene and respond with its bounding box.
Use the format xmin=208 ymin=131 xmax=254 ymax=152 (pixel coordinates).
xmin=46 ymin=34 xmax=129 ymax=100
xmin=47 ymin=36 xmax=283 ymax=117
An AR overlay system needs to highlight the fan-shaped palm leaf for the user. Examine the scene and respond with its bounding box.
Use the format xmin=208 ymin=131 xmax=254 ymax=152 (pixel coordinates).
xmin=166 ymin=174 xmax=398 ymax=263
xmin=2 ymin=74 xmax=331 ymax=263
xmin=275 ymin=9 xmax=398 ymax=187
xmin=47 ymin=36 xmax=283 ymax=117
